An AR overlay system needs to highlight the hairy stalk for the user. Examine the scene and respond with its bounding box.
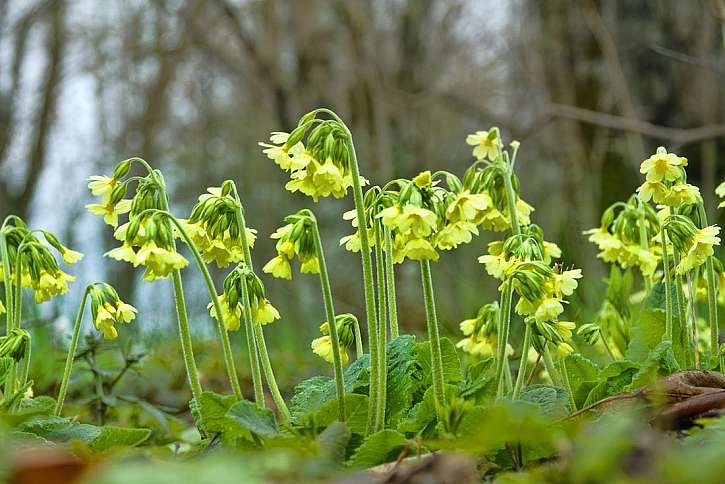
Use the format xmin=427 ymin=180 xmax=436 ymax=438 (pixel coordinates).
xmin=637 ymin=199 xmax=652 ymax=292
xmin=558 ymin=358 xmax=577 ymax=411
xmin=512 ymin=322 xmax=533 ymax=399
xmin=148 ymin=211 xmax=242 ymax=398
xmin=697 ymin=204 xmax=719 ymax=366
xmin=317 ymin=109 xmax=378 ymax=433
xmin=312 ymin=219 xmax=346 ymax=421
xmin=0 ymin=229 xmax=16 ymax=396
xmin=239 ymin=280 xmax=265 ymax=406
xmin=660 ymin=226 xmax=674 ymax=342
xmin=686 ymin=273 xmax=700 ymax=369
xmin=374 ymin=220 xmax=387 ymax=431
xmin=420 ymin=260 xmax=446 ymax=411
xmin=230 ymin=184 xmax=288 ymax=416
xmin=383 ymin=226 xmax=399 ymax=338
xmin=151 ymin=171 xmax=204 ymax=406
xmin=671 ymin=251 xmax=689 ymax=367
xmin=496 ymin=285 xmax=513 ymax=397
xmin=542 ymin=345 xmax=562 ymax=387
xmin=55 ymin=286 xmax=92 ymax=415
xmin=353 ymin=318 xmax=364 ymax=359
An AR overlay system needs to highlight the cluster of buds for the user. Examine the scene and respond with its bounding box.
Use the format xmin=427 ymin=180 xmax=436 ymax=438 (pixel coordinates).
xmin=584 ymin=196 xmax=661 ymax=277
xmin=0 ymin=328 xmax=31 ymax=362
xmin=259 ymin=112 xmax=368 ymax=202
xmin=107 ymin=212 xmax=189 ymax=281
xmin=209 ymin=264 xmax=280 ymax=331
xmin=88 ymin=283 xmax=137 ymax=339
xmin=311 ymin=313 xmax=357 ymax=364
xmin=181 ymin=183 xmax=258 ymax=268
xmin=663 ymin=215 xmax=721 ymax=275
xmin=263 ymin=210 xmax=320 ymax=280
xmin=478 ymin=225 xmax=562 ymax=279
xmin=0 ymin=220 xmax=81 ymax=304
xmin=85 ymin=160 xmax=134 ymax=227
xmin=456 ymin=302 xmax=512 ymax=357
xmin=636 ymin=147 xmax=701 ymax=208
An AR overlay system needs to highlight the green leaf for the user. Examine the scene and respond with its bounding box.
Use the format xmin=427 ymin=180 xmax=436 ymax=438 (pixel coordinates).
xmin=519 ymin=385 xmax=569 ymax=419
xmin=583 ymin=361 xmax=640 ymax=407
xmin=384 ymin=336 xmax=418 ymax=426
xmin=18 ymin=415 xmax=101 ymax=442
xmin=627 ymin=341 xmax=680 ymax=390
xmin=398 ymin=384 xmax=459 ymax=436
xmin=316 ymin=421 xmax=351 ymax=463
xmin=192 ymin=391 xmax=250 ymax=441
xmin=564 ymin=354 xmax=600 ymax=408
xmin=89 ymin=426 xmax=151 ymax=450
xmin=314 ymin=393 xmax=369 ymax=435
xmin=226 ymin=400 xmax=280 ymax=438
xmin=348 ymin=429 xmax=408 ymax=468
xmin=415 ymin=337 xmax=462 ymax=387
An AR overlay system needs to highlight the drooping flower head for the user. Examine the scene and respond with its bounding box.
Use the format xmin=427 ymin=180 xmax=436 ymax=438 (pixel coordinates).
xmin=211 ymin=264 xmax=281 ymax=331
xmin=311 ymin=313 xmax=357 ymax=364
xmin=264 ymin=209 xmax=320 ymax=279
xmin=88 ymin=283 xmax=137 ymax=340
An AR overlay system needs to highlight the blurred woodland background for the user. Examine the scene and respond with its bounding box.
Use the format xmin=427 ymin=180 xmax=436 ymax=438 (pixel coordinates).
xmin=1 ymin=0 xmax=725 ymax=395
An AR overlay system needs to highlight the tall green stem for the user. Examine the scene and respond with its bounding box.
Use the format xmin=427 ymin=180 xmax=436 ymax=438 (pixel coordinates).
xmin=374 ymin=220 xmax=387 ymax=431
xmin=153 ymin=174 xmax=204 ymax=406
xmin=495 ymin=284 xmax=513 ymax=397
xmin=686 ymin=273 xmax=700 ymax=369
xmin=55 ymin=286 xmax=92 ymax=415
xmin=542 ymin=344 xmax=562 ymax=387
xmin=420 ymin=260 xmax=445 ymax=411
xmin=0 ymin=230 xmax=16 ymax=397
xmin=637 ymin=200 xmax=652 ymax=292
xmin=231 ymin=184 xmax=287 ymax=416
xmin=383 ymin=226 xmax=399 ymax=338
xmin=155 ymin=212 xmax=241 ymax=398
xmin=558 ymin=358 xmax=577 ymax=411
xmin=697 ymin=204 xmax=719 ymax=366
xmin=660 ymin=226 xmax=674 ymax=342
xmin=512 ymin=322 xmax=532 ymax=399
xmin=312 ymin=219 xmax=346 ymax=421
xmin=318 ymin=110 xmax=377 ymax=433
xmin=671 ymin=251 xmax=689 ymax=366
xmin=240 ymin=281 xmax=264 ymax=406
xmin=353 ymin=318 xmax=364 ymax=358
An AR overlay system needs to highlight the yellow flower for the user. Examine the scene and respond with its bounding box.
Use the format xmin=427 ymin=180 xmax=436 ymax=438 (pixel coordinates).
xmin=115 ymin=301 xmax=137 ymax=323
xmin=446 ymin=191 xmax=491 ymax=223
xmin=663 ymin=183 xmax=701 ymax=207
xmin=94 ymin=304 xmax=119 ymax=340
xmin=263 ymin=255 xmax=292 ymax=280
xmin=636 ymin=180 xmax=669 ymax=204
xmin=542 ymin=241 xmax=562 ymax=263
xmin=553 ymin=269 xmax=582 ymax=297
xmin=677 ymin=225 xmax=721 ymax=274
xmin=208 ymin=293 xmax=242 ymax=331
xmin=311 ymin=158 xmax=345 ymax=198
xmin=259 ymin=132 xmax=311 ymax=171
xmin=459 ymin=318 xmax=479 ymax=336
xmin=33 ymin=270 xmax=75 ymax=303
xmin=402 ymin=238 xmax=439 ymax=261
xmin=534 ymin=298 xmax=564 ymax=323
xmin=639 ymin=147 xmax=685 ymax=182
xmin=554 ymin=341 xmax=574 ymax=358
xmin=86 ymin=199 xmax=132 ymax=227
xmin=552 ymin=321 xmax=576 ymax=340
xmin=466 ymin=130 xmax=500 ymax=161
xmin=60 ymin=246 xmax=83 ymax=265
xmin=515 ymin=199 xmax=534 ymax=226
xmin=300 ymin=256 xmax=320 ymax=274
xmin=87 ymin=175 xmax=117 ymax=200
xmin=311 ymin=335 xmax=349 ymax=364
xmin=253 ymin=298 xmax=280 ymax=325
xmin=436 ymin=222 xmax=477 ymax=250
xmin=412 ymin=170 xmax=432 ymax=188
xmin=201 ymin=239 xmax=243 ymax=268
xmin=396 ymin=205 xmax=438 ymax=238
xmin=134 ymin=242 xmax=189 ymax=280
xmin=106 ymin=243 xmax=137 ymax=264
xmin=478 ymin=254 xmax=516 ymax=280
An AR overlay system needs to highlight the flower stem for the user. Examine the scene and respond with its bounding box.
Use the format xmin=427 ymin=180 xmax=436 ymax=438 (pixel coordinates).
xmin=542 ymin=345 xmax=562 ymax=387
xmin=660 ymin=225 xmax=673 ymax=342
xmin=495 ymin=284 xmax=513 ymax=397
xmin=558 ymin=358 xmax=577 ymax=411
xmin=154 ymin=175 xmax=204 ymax=407
xmin=697 ymin=204 xmax=719 ymax=367
xmin=230 ymin=183 xmax=287 ymax=414
xmin=512 ymin=322 xmax=532 ymax=399
xmin=374 ymin=220 xmax=387 ymax=431
xmin=671 ymin=250 xmax=689 ymax=366
xmin=0 ymin=230 xmax=16 ymax=397
xmin=420 ymin=260 xmax=446 ymax=412
xmin=239 ymin=281 xmax=265 ymax=406
xmin=383 ymin=225 xmax=399 ymax=339
xmin=637 ymin=199 xmax=652 ymax=292
xmin=353 ymin=317 xmax=364 ymax=359
xmin=311 ymin=218 xmax=346 ymax=422
xmin=686 ymin=272 xmax=700 ymax=369
xmin=55 ymin=286 xmax=92 ymax=415
xmin=158 ymin=212 xmax=242 ymax=398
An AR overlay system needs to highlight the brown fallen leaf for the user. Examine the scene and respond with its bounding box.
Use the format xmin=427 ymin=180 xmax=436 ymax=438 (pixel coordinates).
xmin=9 ymin=448 xmax=89 ymax=484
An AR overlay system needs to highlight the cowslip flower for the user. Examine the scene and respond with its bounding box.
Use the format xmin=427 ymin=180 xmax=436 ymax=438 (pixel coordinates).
xmin=263 ymin=255 xmax=293 ymax=280
xmin=93 ymin=299 xmax=136 ymax=340
xmin=87 ymin=175 xmax=117 ymax=200
xmin=86 ymin=199 xmax=132 ymax=227
xmin=32 ymin=270 xmax=75 ymax=304
xmin=208 ymin=293 xmax=243 ymax=331
xmin=676 ymin=225 xmax=721 ymax=274
xmin=466 ymin=130 xmax=500 ymax=161
xmin=446 ymin=191 xmax=491 ymax=224
xmin=259 ymin=132 xmax=312 ymax=171
xmin=639 ymin=147 xmax=686 ymax=182
xmin=134 ymin=241 xmax=189 ymax=281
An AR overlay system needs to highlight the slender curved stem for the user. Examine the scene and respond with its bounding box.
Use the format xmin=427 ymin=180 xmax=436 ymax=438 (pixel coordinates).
xmin=420 ymin=260 xmax=445 ymax=412
xmin=697 ymin=204 xmax=719 ymax=367
xmin=637 ymin=200 xmax=652 ymax=292
xmin=660 ymin=226 xmax=673 ymax=342
xmin=374 ymin=220 xmax=387 ymax=431
xmin=495 ymin=284 xmax=513 ymax=397
xmin=231 ymin=183 xmax=286 ymax=414
xmin=19 ymin=334 xmax=31 ymax=387
xmin=512 ymin=323 xmax=532 ymax=399
xmin=312 ymin=219 xmax=346 ymax=422
xmin=317 ymin=110 xmax=377 ymax=433
xmin=240 ymin=280 xmax=264 ymax=406
xmin=558 ymin=358 xmax=577 ymax=411
xmin=542 ymin=344 xmax=562 ymax=387
xmin=153 ymin=175 xmax=204 ymax=407
xmin=353 ymin=318 xmax=363 ymax=358
xmin=55 ymin=286 xmax=92 ymax=415
xmin=671 ymin=251 xmax=689 ymax=366
xmin=686 ymin=273 xmax=700 ymax=369
xmin=0 ymin=231 xmax=15 ymax=397
xmin=383 ymin=225 xmax=399 ymax=338
xmin=140 ymin=209 xmax=241 ymax=398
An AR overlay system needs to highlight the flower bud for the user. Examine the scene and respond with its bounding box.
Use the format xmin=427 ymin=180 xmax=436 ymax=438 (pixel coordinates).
xmin=113 ymin=159 xmax=132 ymax=179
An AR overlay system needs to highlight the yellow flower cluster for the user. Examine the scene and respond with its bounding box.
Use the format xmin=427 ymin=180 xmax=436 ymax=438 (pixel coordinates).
xmin=89 ymin=285 xmax=137 ymax=341
xmin=86 ymin=175 xmax=132 ymax=227
xmin=260 ymin=131 xmax=367 ymax=202
xmin=263 ymin=220 xmax=319 ymax=280
xmin=311 ymin=315 xmax=356 ymax=364
xmin=636 ymin=147 xmax=700 ymax=207
xmin=208 ymin=292 xmax=280 ymax=331
xmin=584 ymin=227 xmax=659 ymax=277
xmin=456 ymin=302 xmax=513 ymax=358
xmin=676 ymin=226 xmax=721 ymax=275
